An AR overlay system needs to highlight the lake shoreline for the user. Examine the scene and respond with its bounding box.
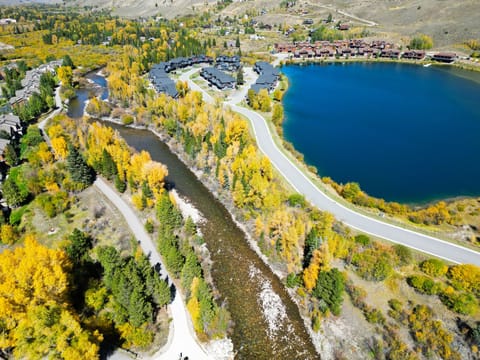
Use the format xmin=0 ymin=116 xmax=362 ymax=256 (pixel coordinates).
xmin=277 ymin=61 xmax=480 ymax=206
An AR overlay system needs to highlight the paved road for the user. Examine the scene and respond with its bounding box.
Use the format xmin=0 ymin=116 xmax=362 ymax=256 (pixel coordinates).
xmin=182 ymin=71 xmax=480 ymax=266
xmin=95 ymin=179 xmax=211 ymax=360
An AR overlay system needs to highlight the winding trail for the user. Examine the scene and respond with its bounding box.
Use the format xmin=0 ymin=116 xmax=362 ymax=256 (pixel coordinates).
xmin=94 ymin=179 xmax=210 ymax=360
xmin=181 ymin=69 xmax=480 ymax=266
xmin=39 ymin=86 xmax=211 ymax=360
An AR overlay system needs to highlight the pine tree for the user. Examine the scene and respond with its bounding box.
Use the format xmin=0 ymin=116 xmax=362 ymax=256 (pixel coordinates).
xmin=236 ymin=66 xmax=244 ymax=85
xmin=66 ymin=144 xmax=95 ymax=187
xmin=101 ymin=149 xmax=117 ymax=180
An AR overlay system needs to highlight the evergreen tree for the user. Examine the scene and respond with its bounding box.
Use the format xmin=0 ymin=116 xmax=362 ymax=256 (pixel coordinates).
xmin=66 ymin=144 xmax=95 ymax=187
xmin=4 ymin=144 xmax=19 ymax=167
xmin=156 ymin=192 xmax=182 ymax=231
xmin=65 ymin=228 xmax=92 ymax=264
xmin=2 ymin=176 xmax=28 ymax=207
xmin=312 ymin=268 xmax=344 ymax=315
xmin=101 ymin=149 xmax=117 ymax=179
xmin=62 ymin=54 xmax=75 ymax=68
xmin=236 ymin=66 xmax=244 ymax=85
xmin=235 ymin=36 xmax=240 ymax=47
xmin=114 ymin=174 xmax=126 ymax=193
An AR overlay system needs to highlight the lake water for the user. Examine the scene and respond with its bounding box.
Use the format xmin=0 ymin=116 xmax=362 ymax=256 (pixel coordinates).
xmin=282 ymin=63 xmax=480 ymax=204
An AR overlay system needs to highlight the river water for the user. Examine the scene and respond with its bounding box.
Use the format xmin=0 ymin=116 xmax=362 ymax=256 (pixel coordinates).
xmin=71 ymin=73 xmax=319 ymax=359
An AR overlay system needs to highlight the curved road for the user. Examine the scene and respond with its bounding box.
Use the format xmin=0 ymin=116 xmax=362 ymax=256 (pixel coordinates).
xmin=95 ymin=179 xmax=210 ymax=360
xmin=181 ymin=69 xmax=480 ymax=266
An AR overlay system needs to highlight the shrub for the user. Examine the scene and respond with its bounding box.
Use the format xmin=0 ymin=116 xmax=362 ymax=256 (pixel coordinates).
xmin=287 ymin=193 xmax=306 ymax=208
xmin=286 ymin=272 xmax=302 ymax=288
xmin=393 ymin=244 xmax=412 ymax=265
xmin=440 ymin=291 xmax=478 ymax=315
xmin=122 ymin=114 xmax=134 ymax=125
xmin=447 ymin=264 xmax=480 ymax=296
xmin=145 ymin=219 xmax=154 ymax=233
xmin=352 ymin=248 xmax=394 ymax=281
xmin=354 ymin=234 xmax=370 ymax=246
xmin=407 ymin=275 xmax=441 ymax=295
xmin=420 ymin=259 xmax=448 ymax=277
xmin=365 ymin=308 xmax=386 ymax=324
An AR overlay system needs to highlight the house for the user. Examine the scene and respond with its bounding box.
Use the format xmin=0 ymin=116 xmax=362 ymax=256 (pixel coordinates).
xmin=250 ymin=62 xmax=280 ymax=95
xmin=200 ymin=67 xmax=236 ymax=89
xmin=0 ymin=114 xmax=22 ymax=140
xmin=148 ymin=64 xmax=178 ymax=98
xmin=338 ymin=24 xmax=350 ymax=31
xmin=380 ymin=49 xmax=400 ymax=59
xmin=402 ymin=50 xmax=425 ymax=60
xmin=432 ymin=52 xmax=456 ymax=63
xmin=338 ymin=47 xmax=353 ymax=57
xmin=215 ymin=55 xmax=241 ymax=71
xmin=8 ymin=60 xmax=61 ymax=107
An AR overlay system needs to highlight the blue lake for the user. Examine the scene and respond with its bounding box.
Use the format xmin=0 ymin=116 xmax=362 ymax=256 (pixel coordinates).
xmin=281 ymin=63 xmax=480 ymax=204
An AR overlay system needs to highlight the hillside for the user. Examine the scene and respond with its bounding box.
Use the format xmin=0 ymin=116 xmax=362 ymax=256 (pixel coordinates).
xmin=43 ymin=0 xmax=478 ymax=47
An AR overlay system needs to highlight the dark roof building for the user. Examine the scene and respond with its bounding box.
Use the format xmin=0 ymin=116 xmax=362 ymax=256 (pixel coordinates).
xmin=432 ymin=52 xmax=456 ymax=63
xmin=402 ymin=50 xmax=425 ymax=60
xmin=250 ymin=62 xmax=280 ymax=95
xmin=215 ymin=55 xmax=241 ymax=71
xmin=200 ymin=67 xmax=236 ymax=89
xmin=149 ymin=55 xmax=214 ymax=98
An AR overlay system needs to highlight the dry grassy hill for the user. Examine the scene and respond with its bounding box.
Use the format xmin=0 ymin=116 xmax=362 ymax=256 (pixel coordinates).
xmin=222 ymin=0 xmax=480 ymax=48
xmin=2 ymin=0 xmax=478 ymax=47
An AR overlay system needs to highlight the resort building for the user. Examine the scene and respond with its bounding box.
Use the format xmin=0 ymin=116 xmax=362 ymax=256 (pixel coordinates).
xmin=402 ymin=50 xmax=426 ymax=60
xmin=200 ymin=67 xmax=236 ymax=89
xmin=432 ymin=52 xmax=456 ymax=63
xmin=215 ymin=55 xmax=241 ymax=72
xmin=250 ymin=62 xmax=280 ymax=94
xmin=9 ymin=60 xmax=62 ymax=106
xmin=149 ymin=55 xmax=214 ymax=97
xmin=149 ymin=63 xmax=179 ymax=98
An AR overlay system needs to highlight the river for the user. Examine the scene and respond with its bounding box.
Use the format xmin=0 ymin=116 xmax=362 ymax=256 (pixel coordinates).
xmin=71 ymin=73 xmax=319 ymax=359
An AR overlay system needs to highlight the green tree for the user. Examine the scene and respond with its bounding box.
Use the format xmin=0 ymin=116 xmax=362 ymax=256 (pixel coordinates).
xmin=66 ymin=144 xmax=95 ymax=187
xmin=2 ymin=176 xmax=29 ymax=207
xmin=62 ymin=54 xmax=75 ymax=68
xmin=409 ymin=34 xmax=433 ymax=50
xmin=4 ymin=143 xmax=19 ymax=167
xmin=312 ymin=268 xmax=345 ymax=315
xmin=64 ymin=228 xmax=92 ymax=265
xmin=156 ymin=192 xmax=182 ymax=231
xmin=100 ymin=149 xmax=117 ymax=180
xmin=236 ymin=66 xmax=244 ymax=85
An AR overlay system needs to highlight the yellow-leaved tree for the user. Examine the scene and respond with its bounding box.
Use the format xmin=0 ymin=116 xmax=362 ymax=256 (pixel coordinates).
xmin=0 ymin=235 xmax=102 ymax=359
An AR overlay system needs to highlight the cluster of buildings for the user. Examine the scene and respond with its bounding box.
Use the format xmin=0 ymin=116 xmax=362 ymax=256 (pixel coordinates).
xmin=9 ymin=60 xmax=62 ymax=106
xmin=0 ymin=113 xmax=22 ymax=154
xmin=275 ymin=40 xmax=408 ymax=59
xmin=215 ymin=55 xmax=241 ymax=71
xmin=274 ymin=40 xmax=456 ymax=63
xmin=250 ymin=62 xmax=280 ymax=94
xmin=200 ymin=67 xmax=236 ymax=89
xmin=149 ymin=54 xmax=242 ymax=96
xmin=149 ymin=55 xmax=214 ymax=98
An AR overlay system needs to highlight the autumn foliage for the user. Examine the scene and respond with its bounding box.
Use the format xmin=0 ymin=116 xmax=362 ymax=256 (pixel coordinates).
xmin=0 ymin=236 xmax=102 ymax=359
